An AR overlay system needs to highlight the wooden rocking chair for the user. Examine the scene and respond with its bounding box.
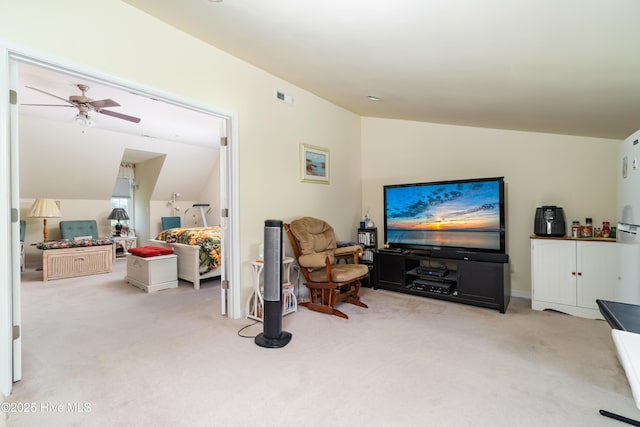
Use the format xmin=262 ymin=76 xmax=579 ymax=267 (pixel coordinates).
xmin=284 ymin=217 xmax=368 ymax=319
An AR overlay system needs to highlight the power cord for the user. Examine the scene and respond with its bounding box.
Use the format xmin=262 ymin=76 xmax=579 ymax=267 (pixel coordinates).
xmin=291 ymin=262 xmax=305 ymax=303
xmin=237 ymin=320 xmax=260 ymax=338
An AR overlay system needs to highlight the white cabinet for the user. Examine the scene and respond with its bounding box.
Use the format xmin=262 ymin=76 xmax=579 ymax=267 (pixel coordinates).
xmin=531 ymin=238 xmax=617 ymax=319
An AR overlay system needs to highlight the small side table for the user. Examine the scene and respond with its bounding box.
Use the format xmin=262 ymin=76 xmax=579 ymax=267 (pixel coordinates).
xmin=246 ymin=257 xmax=297 ymax=321
xmin=113 ymin=236 xmax=137 ymax=258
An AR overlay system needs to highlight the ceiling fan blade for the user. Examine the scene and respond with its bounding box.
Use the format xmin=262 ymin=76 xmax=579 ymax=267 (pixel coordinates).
xmin=21 ymin=103 xmax=75 ymax=107
xmin=98 ymin=109 xmax=141 ymax=123
xmin=25 ymin=86 xmax=74 ymax=105
xmin=88 ymin=99 xmax=120 ymax=109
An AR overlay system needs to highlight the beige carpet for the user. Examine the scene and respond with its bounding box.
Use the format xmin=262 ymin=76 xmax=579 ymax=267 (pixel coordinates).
xmin=6 ymin=260 xmax=639 ymax=426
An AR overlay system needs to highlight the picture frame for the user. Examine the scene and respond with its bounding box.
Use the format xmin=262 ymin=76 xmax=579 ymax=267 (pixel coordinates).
xmin=300 ymin=143 xmax=330 ymax=183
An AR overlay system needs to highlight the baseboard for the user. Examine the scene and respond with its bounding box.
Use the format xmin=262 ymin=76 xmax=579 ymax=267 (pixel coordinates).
xmin=511 ymin=290 xmax=531 ymax=300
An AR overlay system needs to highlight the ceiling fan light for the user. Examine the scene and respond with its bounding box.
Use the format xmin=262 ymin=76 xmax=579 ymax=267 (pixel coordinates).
xmin=72 ymin=114 xmax=84 ymax=126
xmin=73 ymin=113 xmax=96 ymax=127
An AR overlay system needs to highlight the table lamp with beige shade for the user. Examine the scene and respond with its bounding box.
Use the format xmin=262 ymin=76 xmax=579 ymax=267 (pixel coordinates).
xmin=27 ymin=198 xmax=61 ymax=242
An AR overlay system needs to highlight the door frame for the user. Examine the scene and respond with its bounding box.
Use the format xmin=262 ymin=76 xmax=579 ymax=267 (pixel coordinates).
xmin=0 ymin=41 xmax=242 ymax=396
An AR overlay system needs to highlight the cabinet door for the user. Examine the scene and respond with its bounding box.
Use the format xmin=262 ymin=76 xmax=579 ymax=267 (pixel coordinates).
xmin=577 ymin=241 xmax=617 ymax=309
xmin=531 ymin=239 xmax=576 ymax=305
xmin=375 ymin=252 xmax=404 ymax=288
xmin=457 ymin=261 xmax=503 ymax=307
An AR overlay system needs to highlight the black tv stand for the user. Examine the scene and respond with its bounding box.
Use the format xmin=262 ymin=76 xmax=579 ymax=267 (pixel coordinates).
xmin=373 ymin=250 xmax=510 ymax=313
xmin=405 ymin=249 xmax=431 ymax=257
xmin=378 ymin=247 xmax=404 ymax=253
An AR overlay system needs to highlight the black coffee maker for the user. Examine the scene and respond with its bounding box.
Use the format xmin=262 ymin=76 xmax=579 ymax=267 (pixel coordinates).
xmin=534 ymin=206 xmax=566 ymax=237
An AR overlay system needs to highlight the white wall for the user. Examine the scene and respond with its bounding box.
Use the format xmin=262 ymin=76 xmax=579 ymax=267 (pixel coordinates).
xmin=361 ymin=118 xmax=621 ymax=297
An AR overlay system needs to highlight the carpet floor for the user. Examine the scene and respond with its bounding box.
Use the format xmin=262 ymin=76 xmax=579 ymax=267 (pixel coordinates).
xmin=6 ymin=260 xmax=639 ymax=426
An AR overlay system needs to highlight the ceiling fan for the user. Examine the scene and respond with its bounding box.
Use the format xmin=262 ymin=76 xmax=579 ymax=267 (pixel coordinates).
xmin=22 ymin=84 xmax=142 ymax=126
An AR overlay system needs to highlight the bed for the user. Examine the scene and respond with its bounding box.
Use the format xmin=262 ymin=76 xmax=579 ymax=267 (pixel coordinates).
xmin=149 ymin=226 xmax=222 ymax=289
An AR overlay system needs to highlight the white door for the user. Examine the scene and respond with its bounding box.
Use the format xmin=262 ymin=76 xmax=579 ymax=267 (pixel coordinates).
xmin=217 ymin=116 xmax=240 ymax=319
xmin=531 ymin=239 xmax=577 ymax=305
xmin=577 ymin=241 xmax=617 ymax=310
xmin=9 ymin=59 xmax=22 ymax=382
xmin=219 ymin=128 xmax=229 ymax=315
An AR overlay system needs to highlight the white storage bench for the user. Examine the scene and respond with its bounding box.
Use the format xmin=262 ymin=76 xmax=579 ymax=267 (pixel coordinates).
xmin=126 ymin=253 xmax=178 ymax=293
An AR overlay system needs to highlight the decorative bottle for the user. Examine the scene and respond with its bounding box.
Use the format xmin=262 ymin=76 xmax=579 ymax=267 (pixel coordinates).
xmin=581 ymin=217 xmax=593 ymax=238
xmin=602 ymin=221 xmax=611 ymax=238
xmin=571 ymin=221 xmax=580 ymax=238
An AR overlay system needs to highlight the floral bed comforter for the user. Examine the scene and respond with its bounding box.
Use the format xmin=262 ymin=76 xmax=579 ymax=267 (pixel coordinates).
xmin=155 ymin=227 xmax=221 ymax=274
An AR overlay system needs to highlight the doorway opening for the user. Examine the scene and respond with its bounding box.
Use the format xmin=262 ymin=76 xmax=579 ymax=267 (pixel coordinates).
xmin=3 ymin=49 xmax=241 ymax=393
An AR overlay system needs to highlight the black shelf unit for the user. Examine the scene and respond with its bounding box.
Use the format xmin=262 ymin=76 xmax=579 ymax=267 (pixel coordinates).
xmin=373 ymin=250 xmax=510 ymax=313
xmin=357 ymin=228 xmax=377 ymax=287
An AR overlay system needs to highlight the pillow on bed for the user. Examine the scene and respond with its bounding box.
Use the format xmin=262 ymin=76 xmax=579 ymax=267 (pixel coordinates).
xmin=128 ymin=246 xmax=174 ymax=258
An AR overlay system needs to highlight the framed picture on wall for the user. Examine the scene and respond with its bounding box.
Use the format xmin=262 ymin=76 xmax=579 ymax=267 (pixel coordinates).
xmin=300 ymin=143 xmax=330 ymax=183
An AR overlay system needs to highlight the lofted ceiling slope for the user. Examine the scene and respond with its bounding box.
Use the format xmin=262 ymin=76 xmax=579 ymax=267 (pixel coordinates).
xmin=123 ymin=0 xmax=640 ymax=140
xmin=17 ymin=62 xmax=222 ymax=202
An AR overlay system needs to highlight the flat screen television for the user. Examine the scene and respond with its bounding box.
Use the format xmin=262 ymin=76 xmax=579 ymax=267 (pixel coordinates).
xmin=383 ymin=177 xmax=506 ymax=260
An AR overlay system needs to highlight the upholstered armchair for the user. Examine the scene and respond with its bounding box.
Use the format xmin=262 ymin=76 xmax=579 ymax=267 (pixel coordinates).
xmin=285 ymin=217 xmax=368 ymax=319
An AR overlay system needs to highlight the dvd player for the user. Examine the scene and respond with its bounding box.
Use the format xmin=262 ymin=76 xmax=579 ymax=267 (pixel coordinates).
xmin=416 ymin=266 xmax=449 ymax=277
xmin=411 ymin=278 xmax=454 ymax=294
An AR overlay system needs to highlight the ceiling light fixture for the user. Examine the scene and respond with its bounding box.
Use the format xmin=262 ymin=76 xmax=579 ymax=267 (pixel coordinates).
xmin=73 ymin=113 xmax=96 ymax=127
xmin=367 ymin=95 xmax=382 ymax=101
xmin=72 ymin=104 xmax=96 ymax=127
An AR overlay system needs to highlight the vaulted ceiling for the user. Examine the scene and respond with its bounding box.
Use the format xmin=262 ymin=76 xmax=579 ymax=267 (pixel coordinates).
xmin=123 ymin=0 xmax=640 ymax=140
xmin=17 ymin=61 xmax=223 ymax=202
xmin=18 ymin=62 xmax=223 ymax=153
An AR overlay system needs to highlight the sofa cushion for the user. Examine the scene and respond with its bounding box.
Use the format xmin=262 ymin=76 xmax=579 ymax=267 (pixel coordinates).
xmin=60 ymin=220 xmax=99 ymax=240
xmin=37 ymin=238 xmax=113 ymax=250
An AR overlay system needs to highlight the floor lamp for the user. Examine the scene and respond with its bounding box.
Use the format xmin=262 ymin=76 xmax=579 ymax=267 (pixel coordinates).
xmin=27 ymin=198 xmax=61 ymax=242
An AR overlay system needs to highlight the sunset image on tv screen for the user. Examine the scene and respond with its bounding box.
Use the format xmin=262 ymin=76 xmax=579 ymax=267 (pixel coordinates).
xmin=385 ymin=180 xmax=502 ymax=250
